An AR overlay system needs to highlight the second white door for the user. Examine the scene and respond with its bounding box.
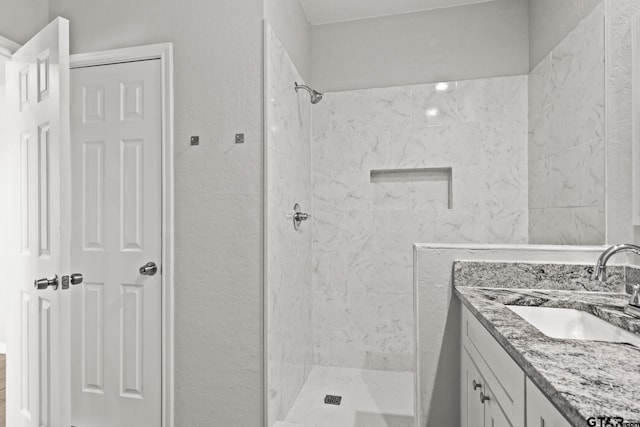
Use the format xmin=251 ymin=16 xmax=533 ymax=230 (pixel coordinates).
xmin=69 ymin=59 xmax=162 ymax=426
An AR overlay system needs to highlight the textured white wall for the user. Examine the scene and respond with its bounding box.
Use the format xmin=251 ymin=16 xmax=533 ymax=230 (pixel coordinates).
xmin=529 ymin=0 xmax=602 ymax=69
xmin=0 ymin=0 xmax=48 ymax=44
xmin=47 ymin=0 xmax=265 ymax=424
xmin=264 ymin=0 xmax=311 ymax=83
xmin=265 ymin=24 xmax=313 ymax=427
xmin=528 ymin=2 xmax=606 ymax=245
xmin=310 ymin=0 xmax=529 ymax=92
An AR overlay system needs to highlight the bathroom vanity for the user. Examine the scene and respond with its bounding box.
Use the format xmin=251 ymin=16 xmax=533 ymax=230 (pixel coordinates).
xmin=461 ymin=304 xmax=569 ymax=427
xmin=456 ymin=262 xmax=640 ymax=427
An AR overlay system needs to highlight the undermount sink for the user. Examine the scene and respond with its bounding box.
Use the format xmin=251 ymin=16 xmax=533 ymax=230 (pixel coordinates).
xmin=507 ymin=305 xmax=640 ymax=347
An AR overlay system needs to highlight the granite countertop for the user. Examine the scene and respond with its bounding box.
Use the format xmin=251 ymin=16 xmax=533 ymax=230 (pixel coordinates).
xmin=453 ymin=262 xmax=640 ymax=426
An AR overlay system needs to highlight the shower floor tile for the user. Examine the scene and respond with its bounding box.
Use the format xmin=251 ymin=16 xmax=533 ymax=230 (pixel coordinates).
xmin=284 ymin=366 xmax=414 ymax=427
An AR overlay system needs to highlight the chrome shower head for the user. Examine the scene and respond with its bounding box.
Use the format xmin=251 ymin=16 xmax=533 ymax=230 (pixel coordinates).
xmin=295 ymin=82 xmax=323 ymax=104
xmin=310 ymin=92 xmax=323 ymax=104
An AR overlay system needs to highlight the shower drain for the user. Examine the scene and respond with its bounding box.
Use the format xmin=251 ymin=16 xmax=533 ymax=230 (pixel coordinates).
xmin=324 ymin=395 xmax=342 ymax=405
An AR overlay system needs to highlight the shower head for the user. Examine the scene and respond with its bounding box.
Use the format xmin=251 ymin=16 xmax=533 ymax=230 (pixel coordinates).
xmin=295 ymin=82 xmax=323 ymax=104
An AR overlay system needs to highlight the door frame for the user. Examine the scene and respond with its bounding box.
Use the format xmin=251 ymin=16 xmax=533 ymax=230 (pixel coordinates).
xmin=0 ymin=35 xmax=19 ymax=58
xmin=70 ymin=43 xmax=175 ymax=427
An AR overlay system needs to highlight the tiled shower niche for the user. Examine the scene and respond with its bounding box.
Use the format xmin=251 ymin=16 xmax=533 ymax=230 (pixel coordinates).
xmin=370 ymin=167 xmax=453 ymax=210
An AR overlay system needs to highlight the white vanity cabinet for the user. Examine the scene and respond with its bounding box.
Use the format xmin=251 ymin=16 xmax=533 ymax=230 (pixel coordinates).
xmin=484 ymin=383 xmax=512 ymax=427
xmin=461 ymin=349 xmax=487 ymax=425
xmin=461 ymin=305 xmax=572 ymax=427
xmin=526 ymin=378 xmax=572 ymax=427
xmin=462 ymin=348 xmax=511 ymax=427
xmin=461 ymin=305 xmax=526 ymax=427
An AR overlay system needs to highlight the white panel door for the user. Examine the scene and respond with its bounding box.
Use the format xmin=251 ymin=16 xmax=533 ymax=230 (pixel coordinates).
xmin=5 ymin=18 xmax=71 ymax=427
xmin=70 ymin=59 xmax=162 ymax=426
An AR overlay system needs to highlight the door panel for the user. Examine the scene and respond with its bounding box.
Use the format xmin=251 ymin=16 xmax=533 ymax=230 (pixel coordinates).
xmin=70 ymin=59 xmax=162 ymax=427
xmin=5 ymin=17 xmax=70 ymax=427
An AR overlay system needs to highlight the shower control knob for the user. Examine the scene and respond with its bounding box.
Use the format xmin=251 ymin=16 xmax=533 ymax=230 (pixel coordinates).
xmin=292 ymin=203 xmax=310 ymax=231
xmin=140 ymin=262 xmax=158 ymax=276
xmin=294 ymin=212 xmax=309 ymax=222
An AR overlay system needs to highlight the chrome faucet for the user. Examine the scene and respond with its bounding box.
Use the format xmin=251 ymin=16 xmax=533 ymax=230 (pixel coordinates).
xmin=625 ymin=285 xmax=640 ymax=318
xmin=593 ymin=244 xmax=640 ymax=318
xmin=592 ymin=244 xmax=640 ymax=281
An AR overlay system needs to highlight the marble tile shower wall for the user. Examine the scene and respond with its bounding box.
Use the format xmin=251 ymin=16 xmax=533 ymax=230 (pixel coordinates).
xmin=528 ymin=1 xmax=606 ymax=244
xmin=265 ymin=25 xmax=313 ymax=427
xmin=605 ymin=0 xmax=640 ymax=243
xmin=311 ymin=76 xmax=529 ymax=371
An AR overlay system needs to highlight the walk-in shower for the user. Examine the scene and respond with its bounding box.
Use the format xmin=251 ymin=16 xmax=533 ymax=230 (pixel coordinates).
xmin=294 ymin=82 xmax=323 ymax=104
xmin=266 ymin=22 xmax=416 ymax=427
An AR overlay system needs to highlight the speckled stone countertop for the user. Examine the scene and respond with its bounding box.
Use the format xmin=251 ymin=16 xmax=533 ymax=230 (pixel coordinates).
xmin=454 ymin=261 xmax=628 ymax=292
xmin=454 ymin=262 xmax=640 ymax=426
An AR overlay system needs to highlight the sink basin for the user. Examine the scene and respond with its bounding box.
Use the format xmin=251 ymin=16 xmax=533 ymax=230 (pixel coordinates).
xmin=507 ymin=306 xmax=640 ymax=347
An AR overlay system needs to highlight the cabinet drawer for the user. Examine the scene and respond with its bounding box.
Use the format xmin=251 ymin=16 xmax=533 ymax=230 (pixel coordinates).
xmin=462 ymin=305 xmax=525 ymax=427
xmin=526 ymin=378 xmax=571 ymax=427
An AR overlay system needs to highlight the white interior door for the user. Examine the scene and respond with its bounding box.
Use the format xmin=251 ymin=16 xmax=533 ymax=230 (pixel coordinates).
xmin=70 ymin=59 xmax=162 ymax=427
xmin=5 ymin=18 xmax=71 ymax=427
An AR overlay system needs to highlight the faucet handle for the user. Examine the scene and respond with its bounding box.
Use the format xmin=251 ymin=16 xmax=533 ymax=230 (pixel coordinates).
xmin=630 ymin=284 xmax=640 ymax=307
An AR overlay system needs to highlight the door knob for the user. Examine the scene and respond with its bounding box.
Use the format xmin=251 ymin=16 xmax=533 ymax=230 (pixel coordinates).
xmin=139 ymin=262 xmax=158 ymax=276
xmin=61 ymin=273 xmax=84 ymax=290
xmin=480 ymin=391 xmax=490 ymax=404
xmin=472 ymin=380 xmax=482 ymax=391
xmin=34 ymin=275 xmax=59 ymax=291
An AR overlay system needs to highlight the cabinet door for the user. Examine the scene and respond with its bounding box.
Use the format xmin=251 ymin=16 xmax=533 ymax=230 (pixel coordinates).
xmin=462 ymin=306 xmax=525 ymax=425
xmin=462 ymin=349 xmax=485 ymax=427
xmin=526 ymin=378 xmax=571 ymax=427
xmin=484 ymin=384 xmax=511 ymax=427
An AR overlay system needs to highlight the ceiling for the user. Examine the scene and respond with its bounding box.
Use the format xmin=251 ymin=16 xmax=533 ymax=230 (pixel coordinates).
xmin=299 ymin=0 xmax=497 ymax=25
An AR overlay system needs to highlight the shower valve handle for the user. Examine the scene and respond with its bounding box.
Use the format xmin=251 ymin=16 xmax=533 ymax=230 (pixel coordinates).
xmin=294 ymin=212 xmax=309 ymax=222
xmin=292 ymin=203 xmax=310 ymax=231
